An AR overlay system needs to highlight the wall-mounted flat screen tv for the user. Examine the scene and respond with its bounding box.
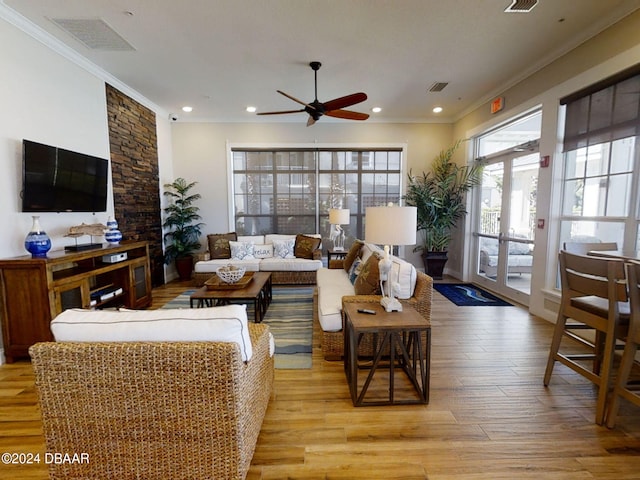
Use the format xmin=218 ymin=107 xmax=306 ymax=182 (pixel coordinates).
xmin=22 ymin=139 xmax=109 ymax=213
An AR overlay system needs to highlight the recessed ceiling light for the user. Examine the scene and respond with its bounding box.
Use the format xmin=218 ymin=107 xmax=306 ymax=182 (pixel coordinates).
xmin=246 ymin=106 xmax=257 ymax=113
xmin=432 ymin=106 xmax=443 ymax=113
xmin=371 ymin=107 xmax=382 ymax=113
xmin=182 ymin=106 xmax=193 ymax=112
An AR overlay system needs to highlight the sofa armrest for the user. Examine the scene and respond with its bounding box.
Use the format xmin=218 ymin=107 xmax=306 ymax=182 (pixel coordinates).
xmin=194 ymin=251 xmax=210 ymax=262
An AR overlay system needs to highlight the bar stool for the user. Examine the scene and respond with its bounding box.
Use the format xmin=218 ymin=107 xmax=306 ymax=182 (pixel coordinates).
xmin=544 ymin=250 xmax=629 ymax=425
xmin=606 ymin=261 xmax=640 ymax=428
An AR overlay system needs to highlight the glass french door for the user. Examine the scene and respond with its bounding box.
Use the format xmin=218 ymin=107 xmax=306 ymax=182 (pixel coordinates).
xmin=472 ymin=150 xmax=539 ymax=305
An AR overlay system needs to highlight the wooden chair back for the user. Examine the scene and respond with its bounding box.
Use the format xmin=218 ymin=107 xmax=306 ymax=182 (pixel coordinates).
xmin=606 ymin=260 xmax=640 ymax=427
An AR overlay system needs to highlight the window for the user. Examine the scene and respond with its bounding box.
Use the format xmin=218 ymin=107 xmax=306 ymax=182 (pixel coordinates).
xmin=558 ymin=65 xmax=640 ymax=251
xmin=231 ymin=148 xmax=403 ymax=248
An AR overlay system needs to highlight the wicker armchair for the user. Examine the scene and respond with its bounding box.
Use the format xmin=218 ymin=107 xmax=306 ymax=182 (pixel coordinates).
xmin=29 ymin=323 xmax=274 ymax=480
xmin=314 ymin=262 xmax=433 ymax=360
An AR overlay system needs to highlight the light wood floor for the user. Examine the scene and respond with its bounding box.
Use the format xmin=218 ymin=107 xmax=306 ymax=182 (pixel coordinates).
xmin=2 ymin=280 xmax=640 ymax=479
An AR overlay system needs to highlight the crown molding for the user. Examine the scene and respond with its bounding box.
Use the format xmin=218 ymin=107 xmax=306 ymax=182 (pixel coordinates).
xmin=0 ymin=3 xmax=166 ymax=118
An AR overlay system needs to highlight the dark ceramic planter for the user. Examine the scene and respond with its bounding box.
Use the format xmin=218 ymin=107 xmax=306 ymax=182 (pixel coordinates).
xmin=422 ymin=251 xmax=448 ymax=280
xmin=175 ymin=255 xmax=194 ymax=281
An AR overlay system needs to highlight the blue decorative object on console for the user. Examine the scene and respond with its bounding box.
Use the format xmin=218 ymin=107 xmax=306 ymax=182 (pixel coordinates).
xmin=105 ymin=216 xmax=123 ymax=245
xmin=24 ymin=216 xmax=52 ymax=257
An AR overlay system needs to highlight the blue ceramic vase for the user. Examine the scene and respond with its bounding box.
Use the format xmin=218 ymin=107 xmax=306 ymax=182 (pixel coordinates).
xmin=24 ymin=216 xmax=52 ymax=257
xmin=105 ymin=217 xmax=123 ymax=244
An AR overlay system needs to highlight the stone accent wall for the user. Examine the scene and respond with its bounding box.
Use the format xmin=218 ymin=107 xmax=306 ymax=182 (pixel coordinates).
xmin=105 ymin=84 xmax=164 ymax=287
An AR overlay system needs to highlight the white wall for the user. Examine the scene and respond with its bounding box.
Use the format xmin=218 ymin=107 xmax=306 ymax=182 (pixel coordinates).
xmin=0 ymin=16 xmax=173 ymax=362
xmin=453 ymin=11 xmax=640 ymax=322
xmin=0 ymin=18 xmax=114 ymax=257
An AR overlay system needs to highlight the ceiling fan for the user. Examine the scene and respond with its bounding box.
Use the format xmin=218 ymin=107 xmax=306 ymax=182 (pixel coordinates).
xmin=257 ymin=61 xmax=369 ymax=126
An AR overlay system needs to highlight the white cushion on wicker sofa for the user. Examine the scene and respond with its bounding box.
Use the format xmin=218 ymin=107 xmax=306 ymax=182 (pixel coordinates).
xmin=260 ymin=257 xmax=322 ymax=271
xmin=194 ymin=258 xmax=262 ymax=273
xmin=50 ymin=305 xmax=256 ymax=361
xmin=316 ymin=242 xmax=418 ymax=333
xmin=316 ymin=268 xmax=355 ymax=332
xmin=194 ymin=233 xmax=323 ymax=275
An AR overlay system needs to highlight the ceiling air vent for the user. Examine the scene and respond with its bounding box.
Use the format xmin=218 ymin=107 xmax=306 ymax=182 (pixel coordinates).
xmin=504 ymin=0 xmax=538 ymax=13
xmin=428 ymin=82 xmax=449 ymax=93
xmin=49 ymin=18 xmax=135 ymax=51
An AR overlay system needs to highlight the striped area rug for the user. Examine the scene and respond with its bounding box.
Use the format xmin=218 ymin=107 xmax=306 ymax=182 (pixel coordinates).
xmin=161 ymin=286 xmax=314 ymax=369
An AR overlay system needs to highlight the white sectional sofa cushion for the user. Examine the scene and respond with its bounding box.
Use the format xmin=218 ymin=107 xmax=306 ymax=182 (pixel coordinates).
xmin=316 ymin=268 xmax=355 ymax=332
xmin=260 ymin=257 xmax=324 ymax=272
xmin=195 ymin=257 xmax=262 ymax=273
xmin=51 ymin=304 xmax=255 ymax=361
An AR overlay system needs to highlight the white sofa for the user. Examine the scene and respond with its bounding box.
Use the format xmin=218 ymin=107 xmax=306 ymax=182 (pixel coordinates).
xmin=314 ymin=241 xmax=433 ymax=360
xmin=30 ymin=305 xmax=275 ymax=480
xmin=194 ymin=233 xmax=323 ymax=286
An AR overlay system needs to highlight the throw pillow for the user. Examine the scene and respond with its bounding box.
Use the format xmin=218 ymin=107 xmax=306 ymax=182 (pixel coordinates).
xmin=294 ymin=234 xmax=322 ymax=259
xmin=348 ymin=257 xmax=363 ymax=285
xmin=253 ymin=243 xmax=274 ymax=259
xmin=207 ymin=232 xmax=237 ymax=259
xmin=354 ymin=252 xmax=382 ymax=295
xmin=272 ymin=238 xmax=295 ymax=259
xmin=343 ymin=239 xmax=364 ymax=272
xmin=229 ymin=241 xmax=256 ymax=260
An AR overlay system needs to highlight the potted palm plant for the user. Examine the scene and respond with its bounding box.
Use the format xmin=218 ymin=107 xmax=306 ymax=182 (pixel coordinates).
xmin=163 ymin=177 xmax=204 ymax=280
xmin=404 ymin=141 xmax=483 ymax=279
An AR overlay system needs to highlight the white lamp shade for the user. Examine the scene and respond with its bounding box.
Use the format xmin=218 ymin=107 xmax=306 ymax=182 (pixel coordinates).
xmin=365 ymin=206 xmax=417 ymax=246
xmin=329 ymin=208 xmax=350 ymax=225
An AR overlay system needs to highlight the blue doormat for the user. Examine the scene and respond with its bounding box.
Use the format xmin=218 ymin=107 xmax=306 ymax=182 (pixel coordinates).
xmin=433 ymin=283 xmax=513 ymax=307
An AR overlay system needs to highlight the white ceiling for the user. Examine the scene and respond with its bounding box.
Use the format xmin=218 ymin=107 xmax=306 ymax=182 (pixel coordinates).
xmin=4 ymin=0 xmax=640 ymax=124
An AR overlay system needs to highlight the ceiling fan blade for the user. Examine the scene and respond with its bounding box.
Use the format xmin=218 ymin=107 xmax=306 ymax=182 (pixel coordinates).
xmin=323 ymin=92 xmax=367 ymax=112
xmin=324 ymin=109 xmax=369 ymax=121
xmin=277 ymin=90 xmax=314 ymax=109
xmin=306 ymin=115 xmax=317 ymax=127
xmin=257 ymin=108 xmax=305 ymax=116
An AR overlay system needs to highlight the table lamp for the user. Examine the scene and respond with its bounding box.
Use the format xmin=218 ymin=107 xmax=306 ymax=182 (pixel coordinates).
xmin=365 ymin=204 xmax=417 ymax=312
xmin=329 ymin=208 xmax=350 ymax=251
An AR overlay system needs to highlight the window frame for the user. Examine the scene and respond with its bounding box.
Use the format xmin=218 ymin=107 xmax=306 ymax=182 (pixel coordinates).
xmin=228 ymin=144 xmax=407 ymax=249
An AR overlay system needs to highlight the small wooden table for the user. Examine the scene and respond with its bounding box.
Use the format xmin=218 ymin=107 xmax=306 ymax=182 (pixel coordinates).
xmin=189 ymin=272 xmax=272 ymax=323
xmin=327 ymin=249 xmax=348 ymax=264
xmin=343 ymin=302 xmax=431 ymax=406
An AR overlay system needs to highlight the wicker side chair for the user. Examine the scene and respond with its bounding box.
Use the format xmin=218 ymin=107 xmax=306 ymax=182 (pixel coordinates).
xmin=315 ymin=269 xmax=433 ymax=360
xmin=29 ymin=322 xmax=274 ymax=480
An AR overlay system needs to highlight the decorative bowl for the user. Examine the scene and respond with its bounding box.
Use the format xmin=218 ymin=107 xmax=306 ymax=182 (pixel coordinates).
xmin=216 ymin=265 xmax=246 ymax=284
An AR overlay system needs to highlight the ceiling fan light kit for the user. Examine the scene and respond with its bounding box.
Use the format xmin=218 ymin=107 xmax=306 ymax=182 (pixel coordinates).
xmin=257 ymin=61 xmax=369 ymax=126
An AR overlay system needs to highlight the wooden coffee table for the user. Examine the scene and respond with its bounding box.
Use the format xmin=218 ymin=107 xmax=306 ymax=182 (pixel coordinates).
xmin=189 ymin=272 xmax=272 ymax=323
xmin=343 ymin=302 xmax=431 ymax=406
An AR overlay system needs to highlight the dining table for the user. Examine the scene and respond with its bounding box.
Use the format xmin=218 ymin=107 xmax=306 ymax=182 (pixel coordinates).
xmin=587 ymin=250 xmax=640 ymax=261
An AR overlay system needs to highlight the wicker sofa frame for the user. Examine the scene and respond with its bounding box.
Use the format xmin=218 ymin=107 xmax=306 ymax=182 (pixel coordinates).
xmin=29 ymin=323 xmax=274 ymax=480
xmin=193 ymin=249 xmax=322 ymax=287
xmin=314 ymin=260 xmax=433 ymax=360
